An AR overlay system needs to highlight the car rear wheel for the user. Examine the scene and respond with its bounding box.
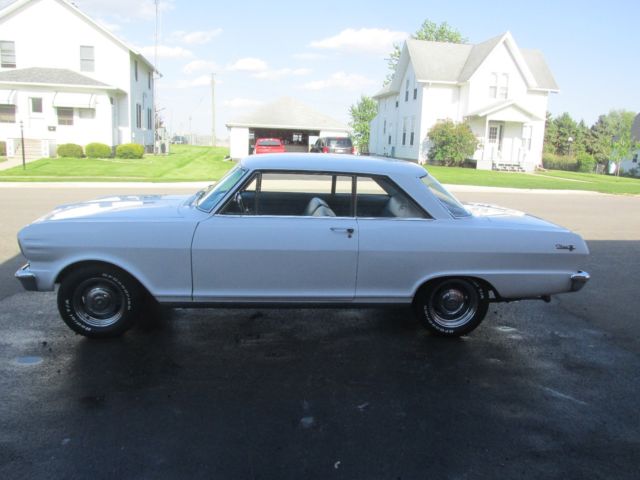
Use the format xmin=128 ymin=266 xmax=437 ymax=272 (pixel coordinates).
xmin=57 ymin=265 xmax=142 ymax=338
xmin=414 ymin=278 xmax=489 ymax=337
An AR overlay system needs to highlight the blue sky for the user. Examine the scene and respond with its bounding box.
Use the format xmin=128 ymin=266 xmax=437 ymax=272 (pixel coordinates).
xmin=5 ymin=0 xmax=639 ymax=138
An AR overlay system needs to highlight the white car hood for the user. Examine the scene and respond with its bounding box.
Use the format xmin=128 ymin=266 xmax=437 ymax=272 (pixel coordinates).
xmin=36 ymin=194 xmax=192 ymax=222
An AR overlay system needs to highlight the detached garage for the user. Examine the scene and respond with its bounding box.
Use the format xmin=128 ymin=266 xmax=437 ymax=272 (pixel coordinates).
xmin=226 ymin=97 xmax=350 ymax=159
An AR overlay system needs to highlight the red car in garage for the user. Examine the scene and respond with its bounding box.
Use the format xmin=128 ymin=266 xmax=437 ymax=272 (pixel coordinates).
xmin=254 ymin=138 xmax=286 ymax=154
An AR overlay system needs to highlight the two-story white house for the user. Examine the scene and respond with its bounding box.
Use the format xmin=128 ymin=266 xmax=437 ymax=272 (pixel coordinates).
xmin=369 ymin=32 xmax=559 ymax=172
xmin=0 ymin=0 xmax=157 ymax=159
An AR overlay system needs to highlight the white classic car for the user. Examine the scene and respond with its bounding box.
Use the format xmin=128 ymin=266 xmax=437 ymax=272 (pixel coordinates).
xmin=16 ymin=154 xmax=590 ymax=338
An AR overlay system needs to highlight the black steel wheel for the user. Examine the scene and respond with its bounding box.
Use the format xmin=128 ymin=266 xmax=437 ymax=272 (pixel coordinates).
xmin=57 ymin=264 xmax=142 ymax=338
xmin=414 ymin=278 xmax=489 ymax=337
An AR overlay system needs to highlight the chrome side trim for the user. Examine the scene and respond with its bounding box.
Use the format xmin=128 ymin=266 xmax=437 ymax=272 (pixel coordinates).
xmin=15 ymin=264 xmax=38 ymax=291
xmin=570 ymin=271 xmax=590 ymax=292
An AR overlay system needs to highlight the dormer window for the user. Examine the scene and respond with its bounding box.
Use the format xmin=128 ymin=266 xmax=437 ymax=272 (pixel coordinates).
xmin=0 ymin=41 xmax=16 ymax=68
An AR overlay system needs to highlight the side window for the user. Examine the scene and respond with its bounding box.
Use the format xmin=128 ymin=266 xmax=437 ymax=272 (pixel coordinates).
xmin=356 ymin=176 xmax=429 ymax=219
xmin=220 ymin=172 xmax=353 ymax=217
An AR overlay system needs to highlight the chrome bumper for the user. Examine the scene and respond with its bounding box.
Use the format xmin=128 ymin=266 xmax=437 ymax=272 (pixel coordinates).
xmin=15 ymin=263 xmax=38 ymax=291
xmin=570 ymin=271 xmax=590 ymax=292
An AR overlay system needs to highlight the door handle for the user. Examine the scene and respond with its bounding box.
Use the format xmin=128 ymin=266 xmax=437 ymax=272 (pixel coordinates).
xmin=330 ymin=227 xmax=355 ymax=238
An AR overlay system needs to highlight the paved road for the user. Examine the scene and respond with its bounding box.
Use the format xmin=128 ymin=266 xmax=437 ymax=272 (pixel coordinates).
xmin=0 ymin=185 xmax=639 ymax=479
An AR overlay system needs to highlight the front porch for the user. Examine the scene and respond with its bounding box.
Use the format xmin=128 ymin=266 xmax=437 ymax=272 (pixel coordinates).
xmin=466 ymin=101 xmax=543 ymax=172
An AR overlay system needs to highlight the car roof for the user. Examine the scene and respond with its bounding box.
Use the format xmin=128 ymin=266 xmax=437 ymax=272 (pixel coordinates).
xmin=240 ymin=153 xmax=428 ymax=177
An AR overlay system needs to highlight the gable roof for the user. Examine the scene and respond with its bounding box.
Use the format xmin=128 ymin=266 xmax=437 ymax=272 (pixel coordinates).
xmin=0 ymin=67 xmax=114 ymax=88
xmin=226 ymin=97 xmax=349 ymax=131
xmin=0 ymin=0 xmax=157 ymax=72
xmin=466 ymin=99 xmax=544 ymax=121
xmin=376 ymin=31 xmax=558 ymax=97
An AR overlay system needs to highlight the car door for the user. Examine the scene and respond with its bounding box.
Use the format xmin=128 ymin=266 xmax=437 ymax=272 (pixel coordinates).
xmin=191 ymin=171 xmax=358 ymax=303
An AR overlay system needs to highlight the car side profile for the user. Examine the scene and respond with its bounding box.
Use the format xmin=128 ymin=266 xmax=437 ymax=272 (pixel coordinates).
xmin=16 ymin=154 xmax=589 ymax=339
xmin=253 ymin=138 xmax=285 ymax=154
xmin=310 ymin=137 xmax=354 ymax=154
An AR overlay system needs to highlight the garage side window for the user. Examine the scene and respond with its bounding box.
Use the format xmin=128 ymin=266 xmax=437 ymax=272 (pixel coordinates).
xmin=220 ymin=172 xmax=353 ymax=217
xmin=356 ymin=176 xmax=429 ymax=219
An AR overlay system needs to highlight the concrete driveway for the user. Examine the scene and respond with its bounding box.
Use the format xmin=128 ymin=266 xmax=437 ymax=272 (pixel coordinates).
xmin=0 ymin=184 xmax=639 ymax=479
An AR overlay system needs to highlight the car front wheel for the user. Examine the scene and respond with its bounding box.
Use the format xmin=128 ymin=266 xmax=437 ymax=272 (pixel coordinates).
xmin=57 ymin=265 xmax=142 ymax=338
xmin=414 ymin=278 xmax=489 ymax=337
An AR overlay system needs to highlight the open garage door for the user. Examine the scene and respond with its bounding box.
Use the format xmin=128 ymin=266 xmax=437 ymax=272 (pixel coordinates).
xmin=250 ymin=128 xmax=320 ymax=154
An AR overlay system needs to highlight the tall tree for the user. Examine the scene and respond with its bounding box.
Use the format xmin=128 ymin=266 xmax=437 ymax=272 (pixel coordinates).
xmin=385 ymin=20 xmax=467 ymax=85
xmin=587 ymin=110 xmax=637 ymax=170
xmin=553 ymin=112 xmax=579 ymax=155
xmin=349 ymin=95 xmax=378 ymax=154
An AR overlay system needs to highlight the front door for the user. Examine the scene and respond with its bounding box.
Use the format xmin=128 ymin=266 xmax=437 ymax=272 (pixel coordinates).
xmin=191 ymin=171 xmax=358 ymax=302
xmin=488 ymin=122 xmax=504 ymax=161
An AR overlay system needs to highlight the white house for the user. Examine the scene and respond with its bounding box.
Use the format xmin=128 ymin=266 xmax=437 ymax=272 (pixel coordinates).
xmin=620 ymin=113 xmax=640 ymax=176
xmin=227 ymin=97 xmax=350 ymax=159
xmin=0 ymin=0 xmax=157 ymax=160
xmin=369 ymin=32 xmax=559 ymax=172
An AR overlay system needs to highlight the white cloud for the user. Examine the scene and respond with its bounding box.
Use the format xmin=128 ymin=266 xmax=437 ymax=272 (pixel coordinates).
xmin=227 ymin=57 xmax=268 ymax=72
xmin=175 ymin=75 xmax=214 ymax=88
xmin=170 ymin=29 xmax=223 ymax=45
xmin=183 ymin=60 xmax=219 ymax=75
xmin=137 ymin=45 xmax=194 ymax=59
xmin=302 ymin=72 xmax=375 ymax=91
xmin=253 ymin=68 xmax=312 ymax=80
xmin=310 ymin=28 xmax=408 ymax=55
xmin=223 ymin=98 xmax=264 ymax=109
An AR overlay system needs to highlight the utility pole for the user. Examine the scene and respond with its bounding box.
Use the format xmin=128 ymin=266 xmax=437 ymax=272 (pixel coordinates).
xmin=211 ymin=73 xmax=216 ymax=147
xmin=153 ymin=0 xmax=159 ymax=154
xmin=19 ymin=121 xmax=25 ymax=170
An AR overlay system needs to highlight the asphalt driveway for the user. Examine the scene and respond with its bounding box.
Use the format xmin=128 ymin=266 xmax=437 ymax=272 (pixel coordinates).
xmin=0 ymin=184 xmax=638 ymax=479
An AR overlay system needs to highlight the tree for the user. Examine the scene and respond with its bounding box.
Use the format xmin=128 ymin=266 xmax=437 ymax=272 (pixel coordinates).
xmin=427 ymin=120 xmax=477 ymax=166
xmin=607 ymin=110 xmax=638 ymax=175
xmin=586 ymin=110 xmax=637 ymax=171
xmin=553 ymin=112 xmax=579 ymax=155
xmin=385 ymin=20 xmax=467 ymax=85
xmin=348 ymin=95 xmax=378 ymax=154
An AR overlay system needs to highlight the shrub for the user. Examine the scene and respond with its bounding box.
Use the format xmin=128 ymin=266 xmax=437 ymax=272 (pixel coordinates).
xmin=427 ymin=120 xmax=477 ymax=166
xmin=0 ymin=141 xmax=6 ymax=157
xmin=576 ymin=153 xmax=596 ymax=173
xmin=116 ymin=143 xmax=145 ymax=159
xmin=57 ymin=143 xmax=84 ymax=158
xmin=85 ymin=142 xmax=112 ymax=159
xmin=542 ymin=153 xmax=577 ymax=171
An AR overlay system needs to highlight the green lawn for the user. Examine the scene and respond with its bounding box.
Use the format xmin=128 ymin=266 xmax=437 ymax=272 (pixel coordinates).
xmin=1 ymin=146 xmax=639 ymax=194
xmin=426 ymin=165 xmax=640 ymax=195
xmin=0 ymin=145 xmax=231 ymax=182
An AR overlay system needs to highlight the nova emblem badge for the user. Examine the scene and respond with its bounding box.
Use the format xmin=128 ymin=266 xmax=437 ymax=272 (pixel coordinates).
xmin=555 ymin=244 xmax=576 ymax=252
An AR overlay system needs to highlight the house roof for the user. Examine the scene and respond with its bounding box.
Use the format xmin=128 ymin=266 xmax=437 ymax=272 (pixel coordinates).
xmin=0 ymin=0 xmax=157 ymax=73
xmin=226 ymin=97 xmax=349 ymax=132
xmin=0 ymin=67 xmax=114 ymax=88
xmin=375 ymin=32 xmax=558 ymax=97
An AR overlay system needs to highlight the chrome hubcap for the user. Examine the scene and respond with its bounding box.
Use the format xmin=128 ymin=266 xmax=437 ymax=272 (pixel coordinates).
xmin=428 ymin=281 xmax=479 ymax=329
xmin=73 ymin=278 xmax=125 ymax=328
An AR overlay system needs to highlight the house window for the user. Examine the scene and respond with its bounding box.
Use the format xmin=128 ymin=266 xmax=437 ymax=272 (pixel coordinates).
xmin=0 ymin=104 xmax=16 ymax=123
xmin=395 ymin=98 xmax=399 ymax=108
xmin=0 ymin=41 xmax=16 ymax=68
xmin=57 ymin=107 xmax=74 ymax=125
xmin=489 ymin=73 xmax=498 ymax=98
xmin=147 ymin=108 xmax=152 ymax=129
xmin=383 ymin=119 xmax=386 ymax=135
xmin=405 ymin=79 xmax=409 ymax=102
xmin=148 ymin=71 xmax=152 ymax=89
xmin=402 ymin=117 xmax=407 ymax=145
xmin=79 ymin=108 xmax=95 ymax=119
xmin=80 ymin=46 xmax=95 ymax=72
xmin=136 ymin=103 xmax=142 ymax=128
xmin=413 ymin=88 xmax=417 ymax=100
xmin=134 ymin=60 xmax=138 ymax=81
xmin=499 ymin=73 xmax=509 ymax=99
xmin=633 ymin=154 xmax=638 ymax=164
xmin=388 ymin=135 xmax=391 ymax=145
xmin=410 ymin=116 xmax=415 ymax=146
xmin=489 ymin=126 xmax=498 ymax=142
xmin=30 ymin=97 xmax=43 ymax=113
xmin=522 ymin=125 xmax=532 ymax=151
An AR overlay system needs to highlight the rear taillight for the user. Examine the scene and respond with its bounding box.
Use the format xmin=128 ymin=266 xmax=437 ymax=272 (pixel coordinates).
xmin=351 ymin=146 xmax=355 ymax=154
xmin=322 ymin=146 xmax=329 ymax=153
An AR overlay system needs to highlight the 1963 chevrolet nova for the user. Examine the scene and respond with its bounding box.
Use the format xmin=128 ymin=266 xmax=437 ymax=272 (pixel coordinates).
xmin=15 ymin=154 xmax=589 ymax=338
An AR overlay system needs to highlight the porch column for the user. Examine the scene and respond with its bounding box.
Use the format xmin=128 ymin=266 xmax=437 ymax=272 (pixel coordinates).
xmin=477 ymin=117 xmax=492 ymax=170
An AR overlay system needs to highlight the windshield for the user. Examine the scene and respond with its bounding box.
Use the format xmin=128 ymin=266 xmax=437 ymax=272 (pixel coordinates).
xmin=256 ymin=139 xmax=282 ymax=146
xmin=421 ymin=174 xmax=471 ymax=218
xmin=328 ymin=138 xmax=352 ymax=147
xmin=196 ymin=165 xmax=247 ymax=211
